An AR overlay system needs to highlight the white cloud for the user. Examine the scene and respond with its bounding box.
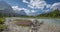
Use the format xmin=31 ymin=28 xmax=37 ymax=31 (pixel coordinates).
xmin=23 ymin=0 xmax=60 ymax=10
xmin=12 ymin=6 xmax=39 ymax=16
xmin=31 ymin=10 xmax=36 ymax=13
xmin=28 ymin=5 xmax=34 ymax=8
xmin=12 ymin=6 xmax=33 ymax=15
xmin=29 ymin=0 xmax=47 ymax=10
xmin=23 ymin=0 xmax=29 ymax=3
xmin=51 ymin=2 xmax=60 ymax=10
xmin=13 ymin=0 xmax=60 ymax=16
xmin=23 ymin=0 xmax=47 ymax=10
xmin=12 ymin=6 xmax=29 ymax=12
xmin=12 ymin=6 xmax=22 ymax=11
xmin=46 ymin=4 xmax=51 ymax=8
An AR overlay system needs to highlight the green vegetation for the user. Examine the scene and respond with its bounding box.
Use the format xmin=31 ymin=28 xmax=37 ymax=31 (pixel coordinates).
xmin=37 ymin=9 xmax=60 ymax=18
xmin=0 ymin=9 xmax=60 ymax=19
xmin=0 ymin=9 xmax=60 ymax=32
xmin=0 ymin=14 xmax=5 ymax=32
xmin=18 ymin=9 xmax=60 ymax=18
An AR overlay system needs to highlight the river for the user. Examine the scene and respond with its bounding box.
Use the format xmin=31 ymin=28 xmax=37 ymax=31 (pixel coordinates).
xmin=4 ymin=17 xmax=60 ymax=32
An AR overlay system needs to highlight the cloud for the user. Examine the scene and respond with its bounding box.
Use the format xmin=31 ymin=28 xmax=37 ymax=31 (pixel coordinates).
xmin=12 ymin=6 xmax=29 ymax=12
xmin=22 ymin=0 xmax=53 ymax=14
xmin=12 ymin=0 xmax=60 ymax=16
xmin=12 ymin=6 xmax=39 ymax=16
xmin=23 ymin=0 xmax=60 ymax=10
xmin=46 ymin=4 xmax=51 ymax=8
xmin=23 ymin=0 xmax=29 ymax=3
xmin=12 ymin=6 xmax=35 ymax=15
xmin=31 ymin=10 xmax=36 ymax=13
xmin=12 ymin=6 xmax=29 ymax=13
xmin=51 ymin=2 xmax=60 ymax=10
xmin=22 ymin=0 xmax=60 ymax=16
xmin=23 ymin=0 xmax=47 ymax=10
xmin=12 ymin=6 xmax=22 ymax=11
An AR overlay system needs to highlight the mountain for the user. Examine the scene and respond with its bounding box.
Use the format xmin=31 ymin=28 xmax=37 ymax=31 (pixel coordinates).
xmin=37 ymin=9 xmax=60 ymax=17
xmin=0 ymin=1 xmax=15 ymax=17
xmin=14 ymin=10 xmax=27 ymax=16
xmin=19 ymin=10 xmax=27 ymax=16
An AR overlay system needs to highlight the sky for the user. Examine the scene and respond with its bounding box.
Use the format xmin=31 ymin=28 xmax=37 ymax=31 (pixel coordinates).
xmin=0 ymin=0 xmax=60 ymax=16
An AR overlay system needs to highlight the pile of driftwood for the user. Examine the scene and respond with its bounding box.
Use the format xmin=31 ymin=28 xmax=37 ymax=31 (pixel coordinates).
xmin=30 ymin=19 xmax=43 ymax=32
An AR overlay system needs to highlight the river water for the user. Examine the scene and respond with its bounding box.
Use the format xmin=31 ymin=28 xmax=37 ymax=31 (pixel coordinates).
xmin=6 ymin=17 xmax=60 ymax=26
xmin=4 ymin=18 xmax=60 ymax=32
xmin=38 ymin=19 xmax=60 ymax=26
